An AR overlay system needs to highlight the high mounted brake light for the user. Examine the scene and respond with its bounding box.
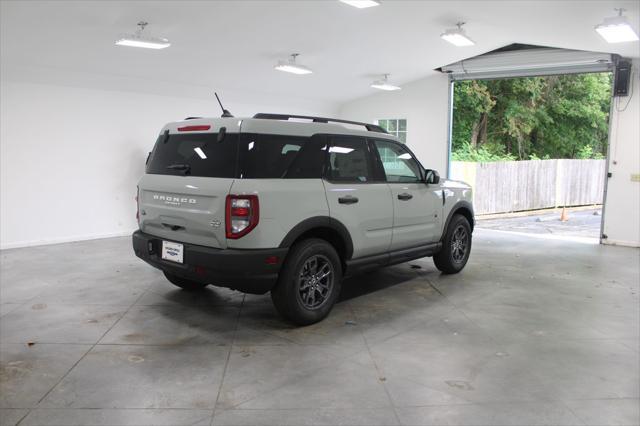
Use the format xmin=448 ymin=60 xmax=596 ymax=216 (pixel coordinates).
xmin=225 ymin=195 xmax=259 ymax=239
xmin=177 ymin=125 xmax=211 ymax=132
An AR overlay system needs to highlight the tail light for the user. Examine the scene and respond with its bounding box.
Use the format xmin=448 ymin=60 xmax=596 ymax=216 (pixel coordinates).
xmin=225 ymin=195 xmax=259 ymax=239
xmin=135 ymin=187 xmax=140 ymax=222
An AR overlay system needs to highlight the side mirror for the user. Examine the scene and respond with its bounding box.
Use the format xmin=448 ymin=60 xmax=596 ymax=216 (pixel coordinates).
xmin=425 ymin=169 xmax=440 ymax=184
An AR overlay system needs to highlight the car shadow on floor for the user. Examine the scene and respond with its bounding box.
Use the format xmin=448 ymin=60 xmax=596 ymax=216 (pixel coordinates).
xmin=148 ymin=263 xmax=437 ymax=331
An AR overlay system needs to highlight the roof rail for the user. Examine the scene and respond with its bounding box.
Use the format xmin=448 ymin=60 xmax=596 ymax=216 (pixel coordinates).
xmin=252 ymin=113 xmax=387 ymax=134
xmin=184 ymin=117 xmax=202 ymax=120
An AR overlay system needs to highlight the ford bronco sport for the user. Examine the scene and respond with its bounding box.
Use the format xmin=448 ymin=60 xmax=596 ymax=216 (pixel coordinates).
xmin=132 ymin=113 xmax=474 ymax=325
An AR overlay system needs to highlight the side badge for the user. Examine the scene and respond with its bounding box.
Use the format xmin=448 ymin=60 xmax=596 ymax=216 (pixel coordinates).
xmin=210 ymin=218 xmax=222 ymax=228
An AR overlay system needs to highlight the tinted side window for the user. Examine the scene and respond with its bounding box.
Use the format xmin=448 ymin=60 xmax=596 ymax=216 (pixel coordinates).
xmin=146 ymin=133 xmax=238 ymax=178
xmin=327 ymin=136 xmax=372 ymax=182
xmin=373 ymin=140 xmax=422 ymax=183
xmin=239 ymin=134 xmax=309 ymax=178
xmin=284 ymin=135 xmax=327 ymax=179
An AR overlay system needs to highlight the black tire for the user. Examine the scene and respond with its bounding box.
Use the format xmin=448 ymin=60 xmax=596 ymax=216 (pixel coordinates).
xmin=271 ymin=238 xmax=342 ymax=326
xmin=433 ymin=214 xmax=472 ymax=274
xmin=163 ymin=271 xmax=208 ymax=291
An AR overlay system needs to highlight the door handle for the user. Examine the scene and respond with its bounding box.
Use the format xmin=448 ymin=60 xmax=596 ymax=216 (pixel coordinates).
xmin=397 ymin=193 xmax=413 ymax=201
xmin=338 ymin=196 xmax=359 ymax=205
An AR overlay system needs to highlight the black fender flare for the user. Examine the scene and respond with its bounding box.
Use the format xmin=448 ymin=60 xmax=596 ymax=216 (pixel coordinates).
xmin=442 ymin=200 xmax=475 ymax=237
xmin=278 ymin=216 xmax=354 ymax=260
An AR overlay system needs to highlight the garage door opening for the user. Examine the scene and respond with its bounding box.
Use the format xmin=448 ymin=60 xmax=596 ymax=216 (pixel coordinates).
xmin=441 ymin=45 xmax=618 ymax=242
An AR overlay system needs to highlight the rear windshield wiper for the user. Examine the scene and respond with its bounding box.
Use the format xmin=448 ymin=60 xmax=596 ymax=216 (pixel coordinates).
xmin=166 ymin=163 xmax=191 ymax=174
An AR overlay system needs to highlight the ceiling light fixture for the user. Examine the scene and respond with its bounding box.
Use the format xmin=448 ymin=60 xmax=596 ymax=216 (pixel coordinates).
xmin=441 ymin=22 xmax=475 ymax=47
xmin=115 ymin=21 xmax=171 ymax=50
xmin=370 ymin=74 xmax=401 ymax=91
xmin=339 ymin=0 xmax=381 ymax=9
xmin=274 ymin=54 xmax=313 ymax=75
xmin=595 ymin=8 xmax=639 ymax=43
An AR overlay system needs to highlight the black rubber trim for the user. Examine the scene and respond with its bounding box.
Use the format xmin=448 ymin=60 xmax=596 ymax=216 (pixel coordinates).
xmin=132 ymin=231 xmax=288 ymax=294
xmin=278 ymin=216 xmax=354 ymax=260
xmin=345 ymin=242 xmax=442 ymax=276
xmin=442 ymin=201 xmax=475 ymax=235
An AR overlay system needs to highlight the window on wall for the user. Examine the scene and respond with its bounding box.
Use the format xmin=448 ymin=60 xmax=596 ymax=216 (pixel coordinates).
xmin=376 ymin=119 xmax=407 ymax=143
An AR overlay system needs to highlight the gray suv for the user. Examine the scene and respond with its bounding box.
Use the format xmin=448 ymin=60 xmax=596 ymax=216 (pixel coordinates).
xmin=133 ymin=113 xmax=474 ymax=325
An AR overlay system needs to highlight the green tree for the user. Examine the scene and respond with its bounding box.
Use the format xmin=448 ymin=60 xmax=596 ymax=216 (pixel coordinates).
xmin=452 ymin=73 xmax=611 ymax=161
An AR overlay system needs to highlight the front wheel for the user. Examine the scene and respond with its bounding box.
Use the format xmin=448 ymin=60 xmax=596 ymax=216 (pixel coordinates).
xmin=271 ymin=238 xmax=342 ymax=326
xmin=163 ymin=271 xmax=208 ymax=291
xmin=433 ymin=214 xmax=472 ymax=274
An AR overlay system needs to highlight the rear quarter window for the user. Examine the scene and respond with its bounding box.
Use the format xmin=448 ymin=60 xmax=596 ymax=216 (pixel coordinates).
xmin=238 ymin=134 xmax=325 ymax=179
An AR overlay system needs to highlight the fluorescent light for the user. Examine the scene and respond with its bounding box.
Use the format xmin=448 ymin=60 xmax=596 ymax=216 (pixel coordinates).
xmin=371 ymin=81 xmax=401 ymax=91
xmin=274 ymin=62 xmax=313 ymax=75
xmin=371 ymin=74 xmax=401 ymax=91
xmin=115 ymin=21 xmax=170 ymax=50
xmin=275 ymin=53 xmax=313 ymax=75
xmin=441 ymin=32 xmax=475 ymax=47
xmin=595 ymin=11 xmax=639 ymax=43
xmin=115 ymin=36 xmax=170 ymax=49
xmin=441 ymin=22 xmax=475 ymax=47
xmin=339 ymin=0 xmax=381 ymax=8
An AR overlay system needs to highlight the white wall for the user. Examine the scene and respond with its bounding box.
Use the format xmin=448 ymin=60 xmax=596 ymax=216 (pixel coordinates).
xmin=339 ymin=72 xmax=450 ymax=174
xmin=602 ymin=59 xmax=640 ymax=248
xmin=0 ymin=81 xmax=337 ymax=249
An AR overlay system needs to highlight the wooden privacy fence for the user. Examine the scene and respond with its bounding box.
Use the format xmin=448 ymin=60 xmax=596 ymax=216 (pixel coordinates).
xmin=450 ymin=159 xmax=606 ymax=215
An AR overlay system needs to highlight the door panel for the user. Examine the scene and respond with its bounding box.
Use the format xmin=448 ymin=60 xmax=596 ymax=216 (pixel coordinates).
xmin=324 ymin=182 xmax=393 ymax=258
xmin=324 ymin=136 xmax=393 ymax=258
xmin=371 ymin=140 xmax=443 ymax=250
xmin=388 ymin=183 xmax=442 ymax=249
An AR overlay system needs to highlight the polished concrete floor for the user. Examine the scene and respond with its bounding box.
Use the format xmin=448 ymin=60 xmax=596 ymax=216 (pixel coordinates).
xmin=0 ymin=230 xmax=638 ymax=426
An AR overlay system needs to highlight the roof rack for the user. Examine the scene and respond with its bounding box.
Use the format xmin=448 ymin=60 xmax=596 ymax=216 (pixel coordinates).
xmin=252 ymin=113 xmax=387 ymax=134
xmin=184 ymin=117 xmax=203 ymax=120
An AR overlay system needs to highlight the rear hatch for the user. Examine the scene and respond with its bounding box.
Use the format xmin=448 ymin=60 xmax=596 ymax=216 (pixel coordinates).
xmin=138 ymin=121 xmax=240 ymax=248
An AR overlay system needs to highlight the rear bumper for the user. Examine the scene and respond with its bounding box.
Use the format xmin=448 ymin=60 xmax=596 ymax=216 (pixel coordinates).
xmin=132 ymin=230 xmax=288 ymax=294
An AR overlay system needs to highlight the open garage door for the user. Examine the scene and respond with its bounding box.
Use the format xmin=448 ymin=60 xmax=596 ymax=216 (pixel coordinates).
xmin=440 ymin=45 xmax=615 ymax=81
xmin=440 ymin=45 xmax=618 ymax=243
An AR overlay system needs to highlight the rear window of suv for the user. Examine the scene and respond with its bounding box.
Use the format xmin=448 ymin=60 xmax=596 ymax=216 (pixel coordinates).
xmin=146 ymin=131 xmax=327 ymax=179
xmin=146 ymin=132 xmax=239 ymax=178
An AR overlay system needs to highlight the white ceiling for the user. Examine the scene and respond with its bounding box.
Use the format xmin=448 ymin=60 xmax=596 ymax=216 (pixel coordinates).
xmin=1 ymin=0 xmax=639 ymax=104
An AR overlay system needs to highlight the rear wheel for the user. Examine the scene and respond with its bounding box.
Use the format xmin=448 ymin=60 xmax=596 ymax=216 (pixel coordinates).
xmin=163 ymin=271 xmax=208 ymax=291
xmin=433 ymin=214 xmax=472 ymax=274
xmin=271 ymin=238 xmax=342 ymax=326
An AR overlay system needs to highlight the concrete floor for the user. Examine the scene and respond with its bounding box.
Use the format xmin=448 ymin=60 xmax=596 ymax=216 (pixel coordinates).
xmin=0 ymin=230 xmax=638 ymax=426
xmin=477 ymin=208 xmax=603 ymax=239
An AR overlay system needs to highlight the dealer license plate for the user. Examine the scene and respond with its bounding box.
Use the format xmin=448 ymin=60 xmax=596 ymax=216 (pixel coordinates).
xmin=161 ymin=241 xmax=184 ymax=264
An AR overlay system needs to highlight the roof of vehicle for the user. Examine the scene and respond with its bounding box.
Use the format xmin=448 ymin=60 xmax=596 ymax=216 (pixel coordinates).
xmin=160 ymin=114 xmax=400 ymax=142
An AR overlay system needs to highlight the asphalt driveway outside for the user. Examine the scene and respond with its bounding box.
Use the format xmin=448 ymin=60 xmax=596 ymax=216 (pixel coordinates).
xmin=476 ymin=207 xmax=602 ymax=239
